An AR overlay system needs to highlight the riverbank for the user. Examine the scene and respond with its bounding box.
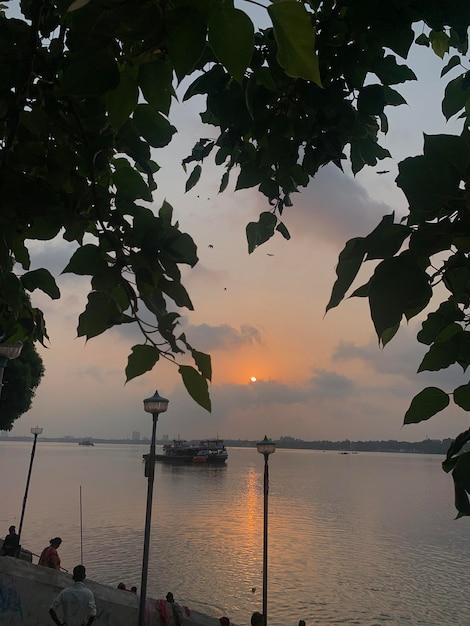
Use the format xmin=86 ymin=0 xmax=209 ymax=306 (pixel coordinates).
xmin=0 ymin=557 xmax=237 ymax=626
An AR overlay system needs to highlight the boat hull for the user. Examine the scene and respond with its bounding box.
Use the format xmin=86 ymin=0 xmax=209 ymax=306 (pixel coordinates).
xmin=146 ymin=439 xmax=228 ymax=465
xmin=155 ymin=453 xmax=227 ymax=465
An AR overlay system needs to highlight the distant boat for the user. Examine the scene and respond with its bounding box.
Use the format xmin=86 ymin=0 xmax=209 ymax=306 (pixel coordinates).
xmin=79 ymin=438 xmax=94 ymax=446
xmin=144 ymin=439 xmax=228 ymax=465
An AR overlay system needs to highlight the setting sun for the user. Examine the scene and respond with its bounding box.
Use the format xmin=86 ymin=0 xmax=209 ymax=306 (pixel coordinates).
xmin=250 ymin=376 xmax=257 ymax=382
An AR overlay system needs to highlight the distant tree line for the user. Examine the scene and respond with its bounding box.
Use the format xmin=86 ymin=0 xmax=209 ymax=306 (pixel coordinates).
xmin=0 ymin=434 xmax=457 ymax=455
xmin=225 ymin=436 xmax=456 ymax=455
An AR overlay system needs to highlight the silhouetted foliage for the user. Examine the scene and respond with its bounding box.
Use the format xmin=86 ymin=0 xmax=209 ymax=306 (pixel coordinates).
xmin=0 ymin=342 xmax=44 ymax=431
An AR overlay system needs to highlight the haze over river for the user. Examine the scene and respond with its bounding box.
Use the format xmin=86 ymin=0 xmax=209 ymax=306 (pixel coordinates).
xmin=1 ymin=442 xmax=470 ymax=625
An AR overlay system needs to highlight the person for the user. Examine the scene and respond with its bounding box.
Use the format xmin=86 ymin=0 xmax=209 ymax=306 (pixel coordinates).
xmin=117 ymin=582 xmax=127 ymax=590
xmin=2 ymin=525 xmax=19 ymax=557
xmin=39 ymin=537 xmax=62 ymax=570
xmin=298 ymin=621 xmax=306 ymax=626
xmin=251 ymin=612 xmax=263 ymax=626
xmin=130 ymin=586 xmax=137 ymax=594
xmin=49 ymin=564 xmax=96 ymax=626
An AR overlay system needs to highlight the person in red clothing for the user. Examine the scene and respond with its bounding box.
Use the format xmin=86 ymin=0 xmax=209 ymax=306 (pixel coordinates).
xmin=38 ymin=537 xmax=62 ymax=570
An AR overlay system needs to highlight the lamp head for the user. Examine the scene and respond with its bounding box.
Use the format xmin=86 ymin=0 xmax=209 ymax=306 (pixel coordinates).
xmin=31 ymin=426 xmax=43 ymax=436
xmin=0 ymin=341 xmax=23 ymax=363
xmin=143 ymin=390 xmax=169 ymax=415
xmin=256 ymin=435 xmax=276 ymax=456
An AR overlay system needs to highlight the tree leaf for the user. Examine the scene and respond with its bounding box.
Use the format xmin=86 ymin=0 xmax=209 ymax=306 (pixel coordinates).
xmin=60 ymin=53 xmax=119 ymax=96
xmin=77 ymin=292 xmax=133 ymax=339
xmin=166 ymin=7 xmax=207 ymax=81
xmin=276 ymin=222 xmax=291 ymax=241
xmin=417 ymin=301 xmax=465 ymax=345
xmin=113 ymin=165 xmax=152 ymax=202
xmin=208 ymin=7 xmax=254 ymax=83
xmin=133 ymin=105 xmax=177 ymax=149
xmin=454 ymin=383 xmax=470 ymax=410
xmin=372 ymin=55 xmax=417 ymax=85
xmin=185 ymin=164 xmax=202 ymax=192
xmin=106 ymin=70 xmax=139 ymax=130
xmin=178 ymin=365 xmax=211 ymax=411
xmin=443 ymin=429 xmax=470 ymax=471
xmin=404 ymin=387 xmax=450 ymax=425
xmin=430 ymin=30 xmax=450 ymax=59
xmin=67 ymin=0 xmax=91 ymax=11
xmin=364 ymin=214 xmax=410 ymax=260
xmin=326 ymin=238 xmax=367 ymax=312
xmin=20 ymin=269 xmax=60 ymax=300
xmin=191 ymin=349 xmax=212 ymax=381
xmin=441 ymin=54 xmax=461 ymax=78
xmin=138 ymin=60 xmax=174 ymax=115
xmin=369 ymin=254 xmax=432 ymax=345
xmin=452 ymin=452 xmax=470 ymax=494
xmin=246 ymin=212 xmax=277 ymax=253
xmin=415 ymin=33 xmax=429 ymax=47
xmin=357 ymin=84 xmax=386 ymax=115
xmin=442 ymin=75 xmax=468 ymax=120
xmin=268 ymin=1 xmax=321 ymax=85
xmin=62 ymin=244 xmax=108 ymax=276
xmin=418 ymin=340 xmax=459 ymax=372
xmin=125 ymin=344 xmax=160 ymax=382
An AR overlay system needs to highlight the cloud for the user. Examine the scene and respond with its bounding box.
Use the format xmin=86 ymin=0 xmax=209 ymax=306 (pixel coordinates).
xmin=284 ymin=165 xmax=393 ymax=247
xmin=184 ymin=322 xmax=262 ymax=351
xmin=307 ymin=369 xmax=357 ymax=400
xmin=332 ymin=326 xmax=470 ymax=392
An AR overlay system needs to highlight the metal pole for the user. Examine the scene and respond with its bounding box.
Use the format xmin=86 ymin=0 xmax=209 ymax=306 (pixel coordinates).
xmin=0 ymin=361 xmax=6 ymax=396
xmin=80 ymin=486 xmax=84 ymax=565
xmin=262 ymin=452 xmax=269 ymax=626
xmin=18 ymin=432 xmax=39 ymax=546
xmin=138 ymin=412 xmax=158 ymax=626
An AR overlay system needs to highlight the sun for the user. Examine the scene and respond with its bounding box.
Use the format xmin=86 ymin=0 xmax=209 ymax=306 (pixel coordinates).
xmin=250 ymin=376 xmax=257 ymax=382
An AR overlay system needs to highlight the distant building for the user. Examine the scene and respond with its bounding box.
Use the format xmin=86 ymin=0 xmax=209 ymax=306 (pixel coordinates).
xmin=162 ymin=434 xmax=169 ymax=441
xmin=132 ymin=431 xmax=140 ymax=441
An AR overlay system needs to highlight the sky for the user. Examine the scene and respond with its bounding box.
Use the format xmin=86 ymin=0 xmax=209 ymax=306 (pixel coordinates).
xmin=6 ymin=27 xmax=470 ymax=443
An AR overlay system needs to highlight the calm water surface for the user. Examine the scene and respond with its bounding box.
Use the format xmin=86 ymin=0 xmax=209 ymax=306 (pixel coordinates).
xmin=1 ymin=442 xmax=470 ymax=625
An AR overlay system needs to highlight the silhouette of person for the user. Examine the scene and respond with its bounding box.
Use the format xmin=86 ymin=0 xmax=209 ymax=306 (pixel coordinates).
xmin=117 ymin=582 xmax=127 ymax=590
xmin=39 ymin=537 xmax=62 ymax=570
xmin=2 ymin=525 xmax=19 ymax=557
xmin=130 ymin=586 xmax=137 ymax=594
xmin=49 ymin=564 xmax=96 ymax=626
xmin=251 ymin=612 xmax=263 ymax=626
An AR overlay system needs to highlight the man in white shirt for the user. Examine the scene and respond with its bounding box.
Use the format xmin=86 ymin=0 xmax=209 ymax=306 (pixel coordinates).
xmin=49 ymin=564 xmax=96 ymax=626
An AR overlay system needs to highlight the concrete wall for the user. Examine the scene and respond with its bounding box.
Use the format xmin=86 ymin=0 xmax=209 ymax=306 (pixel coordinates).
xmin=0 ymin=557 xmax=235 ymax=626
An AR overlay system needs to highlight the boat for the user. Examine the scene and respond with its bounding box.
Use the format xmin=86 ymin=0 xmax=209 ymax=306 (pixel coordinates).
xmin=79 ymin=438 xmax=94 ymax=446
xmin=145 ymin=439 xmax=228 ymax=464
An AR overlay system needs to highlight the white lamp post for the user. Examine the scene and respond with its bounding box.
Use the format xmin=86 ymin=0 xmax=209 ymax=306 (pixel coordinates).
xmin=256 ymin=436 xmax=276 ymax=626
xmin=138 ymin=391 xmax=169 ymax=626
xmin=0 ymin=341 xmax=23 ymax=399
xmin=18 ymin=425 xmax=43 ymax=551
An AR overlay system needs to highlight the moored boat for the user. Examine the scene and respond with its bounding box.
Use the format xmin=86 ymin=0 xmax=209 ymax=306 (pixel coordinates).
xmin=79 ymin=438 xmax=94 ymax=446
xmin=145 ymin=439 xmax=228 ymax=464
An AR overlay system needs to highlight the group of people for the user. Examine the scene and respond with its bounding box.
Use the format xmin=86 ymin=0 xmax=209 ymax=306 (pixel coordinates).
xmin=2 ymin=528 xmax=95 ymax=626
xmin=1 ymin=524 xmax=19 ymax=557
xmin=117 ymin=582 xmax=138 ymax=594
xmin=250 ymin=614 xmax=306 ymax=626
xmin=4 ymin=526 xmax=307 ymax=626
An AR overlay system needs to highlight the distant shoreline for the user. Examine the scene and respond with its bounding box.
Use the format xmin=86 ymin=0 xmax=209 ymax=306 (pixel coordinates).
xmin=0 ymin=435 xmax=454 ymax=455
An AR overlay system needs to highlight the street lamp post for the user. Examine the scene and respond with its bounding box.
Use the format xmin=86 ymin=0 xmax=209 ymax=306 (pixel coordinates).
xmin=18 ymin=425 xmax=43 ymax=551
xmin=138 ymin=390 xmax=169 ymax=626
xmin=0 ymin=341 xmax=23 ymax=399
xmin=256 ymin=436 xmax=276 ymax=626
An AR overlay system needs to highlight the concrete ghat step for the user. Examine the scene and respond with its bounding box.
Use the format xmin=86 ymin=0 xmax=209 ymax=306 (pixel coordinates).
xmin=0 ymin=556 xmax=238 ymax=626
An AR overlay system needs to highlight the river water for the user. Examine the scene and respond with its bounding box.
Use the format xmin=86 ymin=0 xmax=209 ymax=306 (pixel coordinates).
xmin=1 ymin=442 xmax=469 ymax=625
